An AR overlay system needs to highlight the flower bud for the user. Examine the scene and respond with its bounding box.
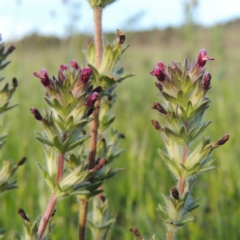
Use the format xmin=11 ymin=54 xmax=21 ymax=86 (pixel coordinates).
xmin=33 ymin=69 xmax=51 ymax=87
xmin=130 ymin=227 xmax=142 ymax=238
xmin=203 ymin=72 xmax=211 ymax=90
xmin=217 ymin=134 xmax=229 ymax=146
xmin=150 ymin=62 xmax=166 ymax=81
xmin=60 ymin=64 xmax=68 ymax=71
xmin=197 ymin=50 xmax=214 ymax=68
xmin=92 ymin=86 xmax=102 ymax=93
xmin=12 ymin=77 xmax=18 ymax=88
xmin=7 ymin=45 xmax=15 ymax=54
xmin=100 ymin=194 xmax=106 ymax=203
xmin=58 ymin=65 xmax=67 ymax=82
xmin=80 ymin=67 xmax=93 ymax=84
xmin=18 ymin=208 xmax=30 ymax=223
xmin=171 ymin=187 xmax=179 ymax=200
xmin=70 ymin=60 xmax=80 ymax=70
xmin=30 ymin=108 xmax=43 ymax=121
xmin=85 ymin=92 xmax=99 ymax=106
xmin=155 ymin=81 xmax=163 ymax=91
xmin=117 ymin=29 xmax=125 ymax=44
xmin=152 ymin=102 xmax=167 ymax=114
xmin=151 ymin=119 xmax=161 ymax=130
xmin=17 ymin=157 xmax=27 ymax=167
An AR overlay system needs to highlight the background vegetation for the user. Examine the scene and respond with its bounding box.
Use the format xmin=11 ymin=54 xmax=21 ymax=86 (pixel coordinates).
xmin=1 ymin=19 xmax=240 ymax=239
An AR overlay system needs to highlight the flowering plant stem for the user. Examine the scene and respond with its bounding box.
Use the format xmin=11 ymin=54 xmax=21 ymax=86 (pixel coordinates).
xmin=78 ymin=5 xmax=103 ymax=240
xmin=78 ymin=198 xmax=89 ymax=240
xmin=166 ymin=229 xmax=175 ymax=240
xmin=178 ymin=146 xmax=188 ymax=195
xmin=38 ymin=152 xmax=65 ymax=239
xmin=148 ymin=50 xmax=229 ymax=240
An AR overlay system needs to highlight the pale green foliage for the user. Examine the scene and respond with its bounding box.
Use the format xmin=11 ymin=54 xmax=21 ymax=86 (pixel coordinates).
xmin=0 ymin=37 xmax=21 ymax=238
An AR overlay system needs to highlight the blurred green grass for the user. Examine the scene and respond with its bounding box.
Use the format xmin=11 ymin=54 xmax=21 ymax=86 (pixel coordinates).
xmin=1 ymin=22 xmax=240 ymax=239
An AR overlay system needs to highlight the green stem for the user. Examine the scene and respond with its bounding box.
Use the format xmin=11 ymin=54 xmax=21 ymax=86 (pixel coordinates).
xmin=38 ymin=153 xmax=65 ymax=239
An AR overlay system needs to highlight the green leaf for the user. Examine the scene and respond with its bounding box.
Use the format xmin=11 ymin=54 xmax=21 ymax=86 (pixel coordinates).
xmin=189 ymin=121 xmax=212 ymax=142
xmin=64 ymin=135 xmax=90 ymax=152
xmin=85 ymin=41 xmax=96 ymax=65
xmin=176 ymin=90 xmax=186 ymax=106
xmin=52 ymin=136 xmax=62 ymax=152
xmin=162 ymin=92 xmax=179 ymax=105
xmin=70 ymin=189 xmax=90 ymax=196
xmin=36 ymin=162 xmax=54 ymax=190
xmin=164 ymin=127 xmax=187 ymax=146
xmin=157 ymin=149 xmax=180 ymax=177
xmin=36 ymin=134 xmax=54 ymax=147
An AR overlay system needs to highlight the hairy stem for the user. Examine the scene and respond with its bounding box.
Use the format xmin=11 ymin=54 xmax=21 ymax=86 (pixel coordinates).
xmin=93 ymin=6 xmax=103 ymax=68
xmin=78 ymin=198 xmax=89 ymax=240
xmin=166 ymin=229 xmax=175 ymax=240
xmin=78 ymin=6 xmax=103 ymax=240
xmin=38 ymin=153 xmax=65 ymax=239
xmin=177 ymin=146 xmax=188 ymax=196
xmin=88 ymin=100 xmax=100 ymax=170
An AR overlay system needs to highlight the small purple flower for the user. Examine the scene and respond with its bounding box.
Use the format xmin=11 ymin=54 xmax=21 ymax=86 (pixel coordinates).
xmin=85 ymin=92 xmax=99 ymax=106
xmin=80 ymin=67 xmax=93 ymax=84
xmin=150 ymin=62 xmax=166 ymax=81
xmin=33 ymin=69 xmax=51 ymax=87
xmin=70 ymin=60 xmax=80 ymax=70
xmin=197 ymin=50 xmax=214 ymax=68
xmin=60 ymin=64 xmax=68 ymax=71
xmin=203 ymin=72 xmax=211 ymax=90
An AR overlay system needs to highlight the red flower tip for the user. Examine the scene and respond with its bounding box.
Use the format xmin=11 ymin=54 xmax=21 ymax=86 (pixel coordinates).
xmin=197 ymin=49 xmax=215 ymax=68
xmin=7 ymin=45 xmax=15 ymax=54
xmin=203 ymin=72 xmax=211 ymax=90
xmin=60 ymin=64 xmax=68 ymax=71
xmin=80 ymin=67 xmax=93 ymax=84
xmin=70 ymin=60 xmax=80 ymax=70
xmin=85 ymin=92 xmax=99 ymax=106
xmin=150 ymin=62 xmax=166 ymax=81
xmin=30 ymin=107 xmax=43 ymax=121
xmin=33 ymin=69 xmax=51 ymax=87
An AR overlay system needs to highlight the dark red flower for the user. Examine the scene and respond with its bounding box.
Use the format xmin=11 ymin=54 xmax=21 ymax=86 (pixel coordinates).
xmin=203 ymin=72 xmax=211 ymax=90
xmin=80 ymin=67 xmax=93 ymax=84
xmin=197 ymin=50 xmax=214 ymax=68
xmin=33 ymin=69 xmax=51 ymax=87
xmin=85 ymin=92 xmax=99 ymax=106
xmin=60 ymin=64 xmax=68 ymax=71
xmin=150 ymin=62 xmax=166 ymax=81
